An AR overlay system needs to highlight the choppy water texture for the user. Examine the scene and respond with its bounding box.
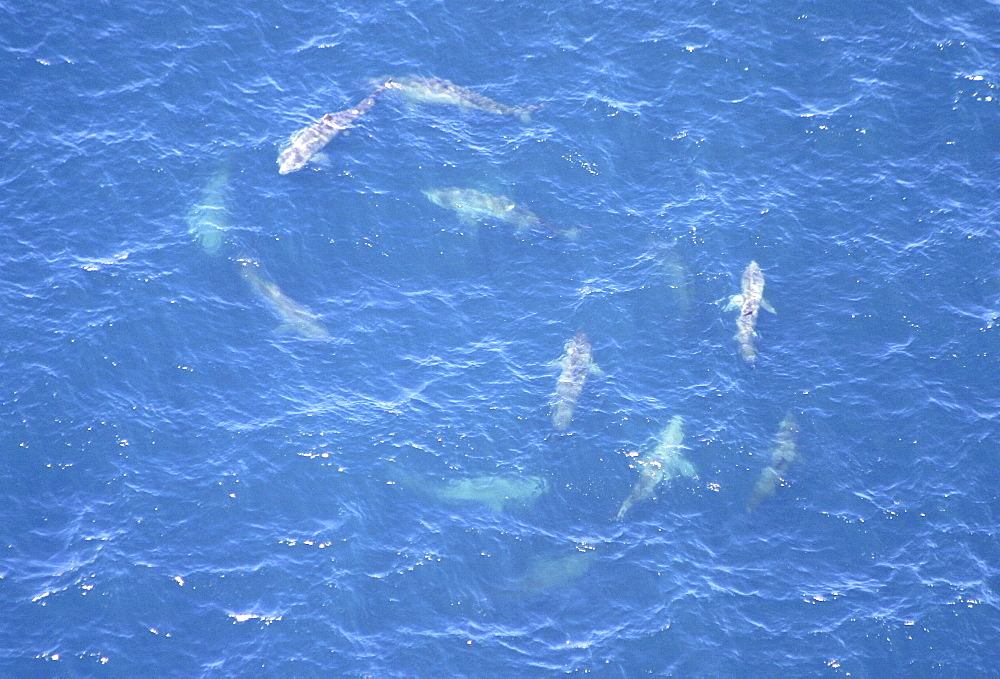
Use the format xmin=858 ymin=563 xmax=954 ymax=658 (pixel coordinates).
xmin=3 ymin=0 xmax=1000 ymax=676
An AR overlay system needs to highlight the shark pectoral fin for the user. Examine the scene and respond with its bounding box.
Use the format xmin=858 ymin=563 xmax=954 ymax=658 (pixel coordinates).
xmin=761 ymin=298 xmax=776 ymax=314
xmin=588 ymin=363 xmax=606 ymax=378
xmin=723 ymin=295 xmax=742 ymax=312
xmin=310 ymin=152 xmax=332 ymax=168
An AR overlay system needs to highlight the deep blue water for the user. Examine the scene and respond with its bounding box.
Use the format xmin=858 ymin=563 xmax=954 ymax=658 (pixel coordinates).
xmin=3 ymin=0 xmax=1000 ymax=675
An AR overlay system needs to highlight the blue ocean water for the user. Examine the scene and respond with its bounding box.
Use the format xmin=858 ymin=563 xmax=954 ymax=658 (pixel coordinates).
xmin=3 ymin=0 xmax=999 ymax=675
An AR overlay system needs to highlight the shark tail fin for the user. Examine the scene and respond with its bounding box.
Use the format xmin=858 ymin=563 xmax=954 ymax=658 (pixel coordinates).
xmin=518 ymin=103 xmax=547 ymax=123
xmin=612 ymin=502 xmax=629 ymax=522
xmin=561 ymin=224 xmax=593 ymax=241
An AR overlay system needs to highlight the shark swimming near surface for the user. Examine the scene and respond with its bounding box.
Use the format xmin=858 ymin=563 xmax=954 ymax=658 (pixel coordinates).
xmin=746 ymin=411 xmax=799 ymax=513
xmin=424 ymin=187 xmax=580 ymax=239
xmin=551 ymin=331 xmax=602 ymax=431
xmin=277 ymin=79 xmax=391 ymax=175
xmin=237 ymin=259 xmax=328 ymax=339
xmin=384 ymin=76 xmax=543 ymax=122
xmin=394 ymin=470 xmax=548 ymax=513
xmin=505 ymin=546 xmax=598 ymax=598
xmin=724 ymin=260 xmax=775 ymax=363
xmin=185 ymin=168 xmax=230 ymax=256
xmin=648 ymin=237 xmax=693 ymax=318
xmin=614 ymin=415 xmax=696 ymax=521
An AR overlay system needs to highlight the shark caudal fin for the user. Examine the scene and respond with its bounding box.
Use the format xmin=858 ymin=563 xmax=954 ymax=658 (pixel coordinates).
xmin=517 ymin=103 xmax=547 ymax=123
xmin=612 ymin=499 xmax=631 ymax=522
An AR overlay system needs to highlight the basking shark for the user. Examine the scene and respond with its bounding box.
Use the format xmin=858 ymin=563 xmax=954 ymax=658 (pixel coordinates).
xmin=385 ymin=76 xmax=543 ymax=122
xmin=237 ymin=260 xmax=328 ymax=338
xmin=615 ymin=415 xmax=696 ymax=521
xmin=277 ymin=79 xmax=391 ymax=175
xmin=185 ymin=168 xmax=230 ymax=256
xmin=648 ymin=237 xmax=692 ymax=318
xmin=506 ymin=547 xmax=598 ymax=598
xmin=424 ymin=187 xmax=579 ymax=239
xmin=395 ymin=471 xmax=548 ymax=513
xmin=746 ymin=411 xmax=799 ymax=513
xmin=724 ymin=260 xmax=775 ymax=363
xmin=551 ymin=331 xmax=602 ymax=431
